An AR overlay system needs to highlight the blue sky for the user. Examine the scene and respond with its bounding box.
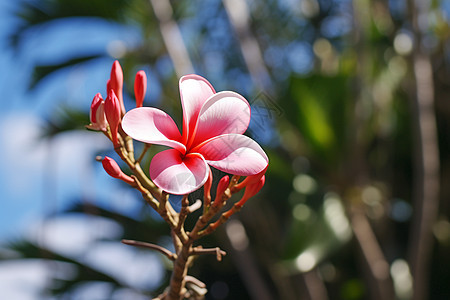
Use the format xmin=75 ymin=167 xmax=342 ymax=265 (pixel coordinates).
xmin=0 ymin=1 xmax=166 ymax=297
xmin=0 ymin=0 xmax=141 ymax=239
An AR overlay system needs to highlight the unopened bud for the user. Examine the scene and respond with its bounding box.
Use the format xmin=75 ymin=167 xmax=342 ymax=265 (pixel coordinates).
xmin=232 ymin=166 xmax=267 ymax=193
xmin=236 ymin=175 xmax=265 ymax=206
xmin=102 ymin=156 xmax=134 ymax=184
xmin=203 ymin=168 xmax=213 ymax=205
xmin=86 ymin=93 xmax=107 ymax=131
xmin=106 ymin=79 xmax=112 ymax=95
xmin=110 ymin=60 xmax=125 ymax=114
xmin=134 ymin=70 xmax=147 ymax=108
xmin=105 ymin=90 xmax=121 ymax=146
xmin=213 ymin=175 xmax=230 ymax=206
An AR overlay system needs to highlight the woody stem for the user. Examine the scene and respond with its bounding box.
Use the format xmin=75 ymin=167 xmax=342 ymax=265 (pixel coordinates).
xmin=166 ymin=240 xmax=193 ymax=300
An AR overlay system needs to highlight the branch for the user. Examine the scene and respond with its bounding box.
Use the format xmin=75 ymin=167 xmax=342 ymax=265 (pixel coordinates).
xmin=176 ymin=195 xmax=190 ymax=233
xmin=222 ymin=0 xmax=272 ymax=90
xmin=149 ymin=0 xmax=194 ymax=77
xmin=191 ymin=246 xmax=227 ymax=261
xmin=111 ymin=132 xmax=161 ymax=199
xmin=185 ymin=275 xmax=206 ymax=289
xmin=350 ymin=211 xmax=394 ymax=299
xmin=132 ymin=175 xmax=160 ymax=211
xmin=198 ymin=198 xmax=244 ymax=238
xmin=185 ymin=275 xmax=208 ymax=297
xmin=122 ymin=239 xmax=177 ymax=261
xmin=119 ymin=125 xmax=134 ymax=163
xmin=136 ymin=143 xmax=151 ymax=164
xmin=187 ymin=199 xmax=202 ymax=213
xmin=408 ymin=1 xmax=440 ymax=298
xmin=189 ymin=188 xmax=232 ymax=240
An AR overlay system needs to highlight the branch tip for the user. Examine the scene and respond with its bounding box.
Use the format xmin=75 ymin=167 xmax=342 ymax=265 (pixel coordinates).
xmin=121 ymin=239 xmax=177 ymax=261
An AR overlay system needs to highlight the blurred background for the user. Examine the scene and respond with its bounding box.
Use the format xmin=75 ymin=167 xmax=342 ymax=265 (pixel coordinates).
xmin=1 ymin=0 xmax=450 ymax=299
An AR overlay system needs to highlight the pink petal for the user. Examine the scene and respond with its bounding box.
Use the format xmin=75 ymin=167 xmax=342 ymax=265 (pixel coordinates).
xmin=189 ymin=91 xmax=251 ymax=148
xmin=195 ymin=134 xmax=268 ymax=176
xmin=122 ymin=107 xmax=186 ymax=153
xmin=179 ymin=75 xmax=215 ymax=144
xmin=150 ymin=149 xmax=209 ymax=195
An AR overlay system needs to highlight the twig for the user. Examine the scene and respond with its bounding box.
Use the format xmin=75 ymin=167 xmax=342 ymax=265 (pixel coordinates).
xmin=185 ymin=275 xmax=208 ymax=297
xmin=118 ymin=125 xmax=134 ymax=163
xmin=112 ymin=133 xmax=160 ymax=199
xmin=132 ymin=163 xmax=160 ymax=198
xmin=122 ymin=239 xmax=177 ymax=261
xmin=198 ymin=198 xmax=244 ymax=238
xmin=131 ymin=175 xmax=160 ymax=211
xmin=191 ymin=246 xmax=227 ymax=261
xmin=187 ymin=199 xmax=202 ymax=213
xmin=158 ymin=192 xmax=172 ymax=225
xmin=176 ymin=195 xmax=190 ymax=232
xmin=185 ymin=275 xmax=207 ymax=289
xmin=115 ymin=138 xmax=134 ymax=166
xmin=136 ymin=143 xmax=151 ymax=164
xmin=189 ymin=189 xmax=231 ymax=240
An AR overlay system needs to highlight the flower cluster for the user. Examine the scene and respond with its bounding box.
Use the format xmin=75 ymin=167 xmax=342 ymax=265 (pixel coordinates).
xmin=87 ymin=60 xmax=269 ymax=299
xmin=88 ymin=61 xmax=268 ymax=195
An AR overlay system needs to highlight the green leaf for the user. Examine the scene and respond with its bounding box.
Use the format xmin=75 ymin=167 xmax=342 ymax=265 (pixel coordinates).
xmin=30 ymin=54 xmax=105 ymax=89
xmin=5 ymin=240 xmax=123 ymax=286
xmin=282 ymin=193 xmax=352 ymax=271
xmin=42 ymin=106 xmax=90 ymax=137
xmin=283 ymin=74 xmax=351 ymax=164
xmin=65 ymin=202 xmax=169 ymax=242
xmin=11 ymin=0 xmax=133 ymax=48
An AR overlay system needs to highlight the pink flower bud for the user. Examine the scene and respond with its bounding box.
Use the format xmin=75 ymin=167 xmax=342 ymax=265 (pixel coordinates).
xmin=110 ymin=60 xmax=125 ymax=115
xmin=102 ymin=156 xmax=135 ymax=184
xmin=203 ymin=168 xmax=213 ymax=205
xmin=86 ymin=93 xmax=107 ymax=131
xmin=213 ymin=175 xmax=230 ymax=206
xmin=236 ymin=175 xmax=265 ymax=206
xmin=105 ymin=90 xmax=121 ymax=146
xmin=134 ymin=70 xmax=147 ymax=108
xmin=106 ymin=79 xmax=112 ymax=95
xmin=232 ymin=166 xmax=267 ymax=193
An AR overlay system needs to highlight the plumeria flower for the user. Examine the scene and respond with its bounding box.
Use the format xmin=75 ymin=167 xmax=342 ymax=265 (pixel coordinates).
xmin=122 ymin=75 xmax=268 ymax=195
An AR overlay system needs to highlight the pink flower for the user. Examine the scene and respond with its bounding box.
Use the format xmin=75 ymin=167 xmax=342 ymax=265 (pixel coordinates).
xmin=87 ymin=93 xmax=107 ymax=131
xmin=122 ymin=75 xmax=268 ymax=195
